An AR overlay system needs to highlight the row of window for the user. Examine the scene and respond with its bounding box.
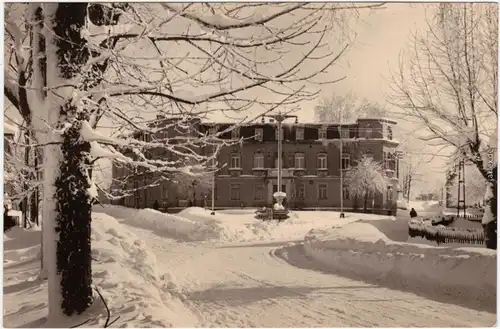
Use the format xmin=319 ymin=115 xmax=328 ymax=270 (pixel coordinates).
xmin=224 ymin=127 xmax=350 ymax=141
xmin=217 ymin=126 xmax=393 ymax=141
xmin=230 ymin=152 xmax=353 ymax=170
xmin=228 ymin=183 xmax=394 ymax=201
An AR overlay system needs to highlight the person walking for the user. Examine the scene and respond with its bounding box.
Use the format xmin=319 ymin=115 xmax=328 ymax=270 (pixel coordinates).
xmin=409 ymin=207 xmax=418 ymax=218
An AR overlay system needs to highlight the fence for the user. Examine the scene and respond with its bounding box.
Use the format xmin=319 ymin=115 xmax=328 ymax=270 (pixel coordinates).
xmin=408 ymin=219 xmax=484 ymax=245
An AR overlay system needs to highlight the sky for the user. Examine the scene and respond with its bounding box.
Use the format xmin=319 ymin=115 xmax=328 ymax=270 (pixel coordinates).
xmin=4 ymin=3 xmax=479 ymax=197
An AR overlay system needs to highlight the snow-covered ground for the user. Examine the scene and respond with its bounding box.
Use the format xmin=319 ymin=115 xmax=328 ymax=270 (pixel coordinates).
xmin=4 ymin=206 xmax=495 ymax=327
xmin=294 ymin=222 xmax=496 ymax=312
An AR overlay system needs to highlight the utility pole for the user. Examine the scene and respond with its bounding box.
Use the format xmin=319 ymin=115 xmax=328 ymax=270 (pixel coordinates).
xmin=457 ymin=158 xmax=466 ymax=218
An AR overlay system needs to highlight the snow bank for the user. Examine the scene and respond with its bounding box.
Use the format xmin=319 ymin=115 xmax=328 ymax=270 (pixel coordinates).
xmin=90 ymin=213 xmax=197 ymax=327
xmin=396 ymin=199 xmax=408 ymax=210
xmin=302 ymin=222 xmax=496 ymax=312
xmin=3 ymin=214 xmax=197 ymax=328
xmin=94 ymin=205 xmax=224 ymax=242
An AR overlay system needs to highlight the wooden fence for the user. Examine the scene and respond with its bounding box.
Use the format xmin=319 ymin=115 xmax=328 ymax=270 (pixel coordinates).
xmin=408 ymin=219 xmax=484 ymax=245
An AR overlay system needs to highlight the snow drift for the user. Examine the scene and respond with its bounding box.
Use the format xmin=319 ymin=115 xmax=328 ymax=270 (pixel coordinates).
xmin=93 ymin=205 xmax=224 ymax=242
xmin=3 ymin=213 xmax=197 ymax=328
xmin=301 ymin=222 xmax=496 ymax=312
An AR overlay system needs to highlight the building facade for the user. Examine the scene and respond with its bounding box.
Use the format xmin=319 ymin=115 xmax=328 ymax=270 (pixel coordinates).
xmin=111 ymin=116 xmax=400 ymax=214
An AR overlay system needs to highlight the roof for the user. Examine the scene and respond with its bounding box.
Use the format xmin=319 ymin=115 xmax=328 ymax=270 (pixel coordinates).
xmin=4 ymin=122 xmax=18 ymax=135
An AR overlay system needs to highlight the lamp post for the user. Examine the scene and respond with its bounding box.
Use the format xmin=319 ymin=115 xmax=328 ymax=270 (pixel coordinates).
xmin=262 ymin=111 xmax=298 ymax=209
xmin=211 ymin=144 xmax=217 ymax=215
xmin=339 ymin=124 xmax=344 ymax=218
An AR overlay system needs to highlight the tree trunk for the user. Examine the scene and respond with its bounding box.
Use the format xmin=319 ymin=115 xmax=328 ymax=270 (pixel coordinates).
xmin=483 ymin=165 xmax=497 ymax=250
xmin=363 ymin=193 xmax=368 ymax=213
xmin=43 ymin=3 xmax=93 ymax=319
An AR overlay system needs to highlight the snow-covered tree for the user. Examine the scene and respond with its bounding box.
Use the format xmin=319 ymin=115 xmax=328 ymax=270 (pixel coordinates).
xmin=4 ymin=2 xmax=384 ymax=320
xmin=314 ymin=91 xmax=385 ymax=123
xmin=172 ymin=171 xmax=213 ymax=206
xmin=344 ymin=155 xmax=388 ymax=211
xmin=389 ymin=3 xmax=498 ymax=248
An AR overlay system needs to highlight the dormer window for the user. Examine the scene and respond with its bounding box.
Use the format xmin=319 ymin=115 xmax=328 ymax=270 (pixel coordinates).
xmin=208 ymin=127 xmax=217 ymax=138
xmin=296 ymin=127 xmax=304 ymax=140
xmin=231 ymin=127 xmax=240 ymax=139
xmin=255 ymin=128 xmax=263 ymax=141
xmin=365 ymin=124 xmax=372 ymax=138
xmin=340 ymin=126 xmax=349 ymax=139
xmin=318 ymin=127 xmax=327 ymax=139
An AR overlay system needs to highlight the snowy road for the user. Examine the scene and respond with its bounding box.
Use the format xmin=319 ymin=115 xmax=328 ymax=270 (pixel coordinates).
xmin=130 ymin=226 xmax=495 ymax=327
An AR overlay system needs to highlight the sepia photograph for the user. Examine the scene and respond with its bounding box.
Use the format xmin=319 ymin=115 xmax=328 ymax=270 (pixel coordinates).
xmin=3 ymin=2 xmax=498 ymax=327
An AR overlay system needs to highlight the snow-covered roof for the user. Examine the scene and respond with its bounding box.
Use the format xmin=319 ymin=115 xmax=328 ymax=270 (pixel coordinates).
xmin=357 ymin=117 xmax=398 ymax=125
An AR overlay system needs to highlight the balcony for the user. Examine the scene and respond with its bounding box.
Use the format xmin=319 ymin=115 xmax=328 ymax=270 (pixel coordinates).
xmin=267 ymin=168 xmax=294 ymax=178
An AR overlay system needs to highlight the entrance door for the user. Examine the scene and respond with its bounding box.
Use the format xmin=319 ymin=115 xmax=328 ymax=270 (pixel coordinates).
xmin=273 ymin=185 xmax=286 ymax=194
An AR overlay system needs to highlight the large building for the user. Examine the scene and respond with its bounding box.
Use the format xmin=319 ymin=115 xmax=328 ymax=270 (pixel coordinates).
xmin=111 ymin=116 xmax=400 ymax=214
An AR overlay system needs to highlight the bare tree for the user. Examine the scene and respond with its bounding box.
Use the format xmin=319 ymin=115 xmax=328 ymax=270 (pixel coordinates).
xmin=389 ymin=3 xmax=497 ymax=248
xmin=314 ymin=91 xmax=385 ymax=123
xmin=448 ymin=165 xmax=487 ymax=206
xmin=344 ymin=155 xmax=388 ymax=212
xmin=4 ymin=2 xmax=384 ymax=320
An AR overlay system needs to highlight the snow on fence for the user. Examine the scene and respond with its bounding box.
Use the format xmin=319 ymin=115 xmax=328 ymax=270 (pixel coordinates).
xmin=408 ymin=219 xmax=484 ymax=245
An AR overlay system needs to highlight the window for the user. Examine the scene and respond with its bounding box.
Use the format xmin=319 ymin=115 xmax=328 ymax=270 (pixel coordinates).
xmin=318 ymin=127 xmax=327 ymax=139
xmin=275 ymin=127 xmax=283 ymax=140
xmin=294 ymin=153 xmax=305 ymax=169
xmin=253 ymin=153 xmax=264 ymax=169
xmin=317 ymin=153 xmax=327 ymax=170
xmin=318 ymin=183 xmax=327 ymax=200
xmin=230 ymin=184 xmax=241 ymax=200
xmin=387 ymin=126 xmax=393 ymax=140
xmin=231 ymin=127 xmax=240 ymax=139
xmin=209 ymin=127 xmax=217 ymax=136
xmin=230 ymin=153 xmax=241 ymax=169
xmin=387 ymin=185 xmax=393 ymax=201
xmin=365 ymin=125 xmax=373 ymax=138
xmin=384 ymin=152 xmax=391 ymax=169
xmin=342 ymin=185 xmax=350 ymax=200
xmin=297 ymin=183 xmax=305 ymax=199
xmin=254 ymin=184 xmax=265 ymax=200
xmin=341 ymin=154 xmax=350 ymax=170
xmin=340 ymin=127 xmax=349 ymax=139
xmin=255 ymin=128 xmax=263 ymax=141
xmin=296 ymin=127 xmax=304 ymax=140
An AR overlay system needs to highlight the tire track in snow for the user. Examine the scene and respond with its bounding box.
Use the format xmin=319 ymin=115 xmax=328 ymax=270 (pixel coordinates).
xmin=127 ymin=225 xmax=495 ymax=327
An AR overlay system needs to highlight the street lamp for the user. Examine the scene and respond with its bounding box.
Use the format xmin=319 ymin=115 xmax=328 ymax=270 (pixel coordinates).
xmin=210 ymin=132 xmax=219 ymax=215
xmin=262 ymin=111 xmax=298 ymax=210
xmin=339 ymin=124 xmax=345 ymax=218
